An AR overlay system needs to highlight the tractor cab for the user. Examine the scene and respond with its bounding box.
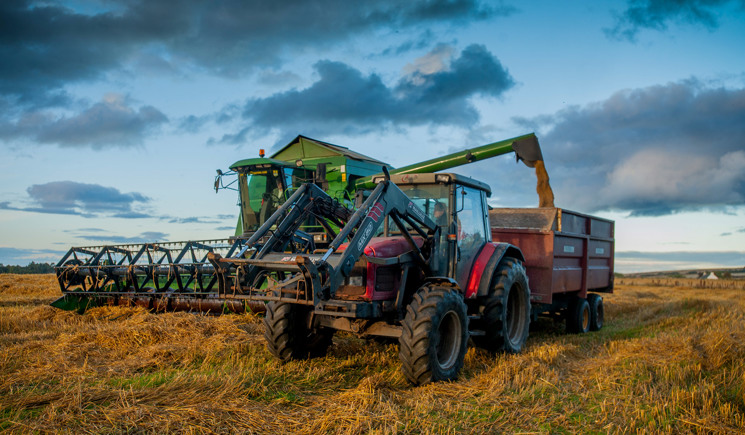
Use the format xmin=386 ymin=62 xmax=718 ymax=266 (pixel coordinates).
xmin=372 ymin=172 xmax=492 ymax=290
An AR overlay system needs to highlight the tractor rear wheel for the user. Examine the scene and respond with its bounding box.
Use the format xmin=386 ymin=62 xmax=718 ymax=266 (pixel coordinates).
xmin=587 ymin=293 xmax=604 ymax=331
xmin=473 ymin=257 xmax=531 ymax=353
xmin=567 ymin=296 xmax=590 ymax=334
xmin=264 ymin=302 xmax=334 ymax=360
xmin=399 ymin=286 xmax=469 ymax=385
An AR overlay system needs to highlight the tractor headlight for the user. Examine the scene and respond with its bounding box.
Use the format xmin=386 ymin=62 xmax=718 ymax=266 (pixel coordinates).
xmin=347 ymin=275 xmax=364 ymax=287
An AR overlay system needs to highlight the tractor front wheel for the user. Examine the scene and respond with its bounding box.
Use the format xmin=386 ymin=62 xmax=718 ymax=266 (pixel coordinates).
xmin=399 ymin=286 xmax=469 ymax=385
xmin=264 ymin=302 xmax=334 ymax=360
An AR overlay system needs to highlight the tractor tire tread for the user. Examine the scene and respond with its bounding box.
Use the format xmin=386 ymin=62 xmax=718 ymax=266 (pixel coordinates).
xmin=473 ymin=257 xmax=531 ymax=353
xmin=399 ymin=286 xmax=469 ymax=385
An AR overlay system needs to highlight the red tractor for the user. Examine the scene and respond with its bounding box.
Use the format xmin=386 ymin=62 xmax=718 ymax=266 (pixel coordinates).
xmin=209 ymin=166 xmax=614 ymax=384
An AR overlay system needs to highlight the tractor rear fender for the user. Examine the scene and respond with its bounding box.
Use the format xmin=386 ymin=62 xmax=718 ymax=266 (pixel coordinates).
xmin=465 ymin=242 xmax=525 ymax=299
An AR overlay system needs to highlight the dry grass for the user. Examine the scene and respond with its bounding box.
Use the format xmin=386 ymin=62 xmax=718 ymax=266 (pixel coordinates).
xmin=1 ymin=274 xmax=744 ymax=434
xmin=617 ymin=277 xmax=745 ymax=290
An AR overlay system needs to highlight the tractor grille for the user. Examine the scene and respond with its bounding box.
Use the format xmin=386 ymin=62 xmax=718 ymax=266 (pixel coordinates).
xmin=375 ymin=266 xmax=399 ymax=292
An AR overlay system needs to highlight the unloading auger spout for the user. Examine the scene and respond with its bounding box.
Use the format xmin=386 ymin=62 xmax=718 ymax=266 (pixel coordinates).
xmin=356 ymin=132 xmax=555 ymax=208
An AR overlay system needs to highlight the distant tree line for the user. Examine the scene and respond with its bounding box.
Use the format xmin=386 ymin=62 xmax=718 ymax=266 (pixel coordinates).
xmin=0 ymin=262 xmax=55 ymax=274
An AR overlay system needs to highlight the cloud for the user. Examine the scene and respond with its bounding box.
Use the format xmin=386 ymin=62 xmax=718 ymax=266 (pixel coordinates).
xmin=598 ymin=150 xmax=745 ymax=216
xmin=166 ymin=216 xmax=222 ymax=224
xmin=73 ymin=231 xmax=169 ymax=244
xmin=511 ymin=80 xmax=745 ymax=216
xmin=0 ymin=94 xmax=168 ymax=148
xmin=606 ymin=0 xmax=745 ymax=40
xmin=1 ymin=181 xmax=151 ymax=218
xmin=0 ymin=0 xmax=506 ymax=107
xmin=215 ymin=44 xmax=514 ymax=143
xmin=403 ymin=43 xmax=456 ymax=76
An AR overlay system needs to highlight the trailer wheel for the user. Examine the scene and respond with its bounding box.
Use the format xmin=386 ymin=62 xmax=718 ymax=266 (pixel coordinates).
xmin=474 ymin=257 xmax=531 ymax=353
xmin=264 ymin=302 xmax=333 ymax=360
xmin=399 ymin=286 xmax=469 ymax=385
xmin=587 ymin=293 xmax=604 ymax=331
xmin=567 ymin=297 xmax=591 ymax=334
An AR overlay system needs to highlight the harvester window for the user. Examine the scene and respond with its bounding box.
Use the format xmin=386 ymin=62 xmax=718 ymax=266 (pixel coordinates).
xmin=238 ymin=170 xmax=286 ymax=233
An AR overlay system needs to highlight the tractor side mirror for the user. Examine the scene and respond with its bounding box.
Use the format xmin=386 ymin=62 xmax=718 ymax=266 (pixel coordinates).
xmin=214 ymin=170 xmax=222 ymax=193
xmin=456 ymin=186 xmax=467 ymax=213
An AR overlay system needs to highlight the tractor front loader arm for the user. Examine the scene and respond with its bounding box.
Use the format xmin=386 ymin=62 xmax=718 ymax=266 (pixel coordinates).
xmin=207 ymin=182 xmax=352 ymax=294
xmin=320 ymin=177 xmax=440 ymax=295
xmin=208 ymin=172 xmax=439 ymax=308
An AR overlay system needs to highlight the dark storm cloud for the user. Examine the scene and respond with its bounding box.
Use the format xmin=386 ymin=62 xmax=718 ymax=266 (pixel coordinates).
xmin=216 ymin=44 xmax=514 ymax=143
xmin=0 ymin=94 xmax=168 ymax=148
xmin=1 ymin=0 xmax=505 ymax=148
xmin=1 ymin=0 xmax=503 ymax=105
xmin=1 ymin=181 xmax=152 ymax=217
xmin=511 ymin=80 xmax=745 ymax=216
xmin=0 ymin=1 xmax=181 ymax=104
xmin=606 ymin=0 xmax=745 ymax=40
xmin=171 ymin=0 xmax=508 ymax=76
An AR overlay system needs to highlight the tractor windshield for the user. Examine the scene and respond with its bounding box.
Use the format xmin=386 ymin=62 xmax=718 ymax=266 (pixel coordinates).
xmin=238 ymin=169 xmax=286 ymax=233
xmin=398 ymin=184 xmax=450 ymax=228
xmin=389 ymin=184 xmax=450 ymax=275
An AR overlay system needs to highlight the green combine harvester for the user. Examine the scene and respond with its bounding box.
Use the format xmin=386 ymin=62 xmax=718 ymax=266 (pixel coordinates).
xmin=53 ymin=133 xmax=549 ymax=313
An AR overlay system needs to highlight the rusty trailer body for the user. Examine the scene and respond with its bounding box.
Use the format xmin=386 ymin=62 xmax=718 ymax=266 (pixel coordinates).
xmin=489 ymin=207 xmax=614 ymax=316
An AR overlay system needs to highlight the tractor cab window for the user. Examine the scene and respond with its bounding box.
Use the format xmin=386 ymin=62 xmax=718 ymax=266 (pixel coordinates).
xmin=455 ymin=185 xmax=488 ymax=287
xmin=238 ymin=168 xmax=286 ymax=233
xmin=396 ymin=184 xmax=450 ymax=229
xmin=391 ymin=184 xmax=450 ymax=275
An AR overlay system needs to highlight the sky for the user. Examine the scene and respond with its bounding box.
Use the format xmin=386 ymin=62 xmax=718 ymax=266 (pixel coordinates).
xmin=1 ymin=0 xmax=744 ymax=273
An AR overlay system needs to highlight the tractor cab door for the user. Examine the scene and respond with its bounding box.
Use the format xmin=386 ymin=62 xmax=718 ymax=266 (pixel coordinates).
xmin=454 ymin=185 xmax=489 ymax=289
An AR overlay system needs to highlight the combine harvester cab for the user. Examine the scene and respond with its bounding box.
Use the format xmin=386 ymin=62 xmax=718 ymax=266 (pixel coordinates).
xmin=218 ymin=135 xmax=392 ymax=244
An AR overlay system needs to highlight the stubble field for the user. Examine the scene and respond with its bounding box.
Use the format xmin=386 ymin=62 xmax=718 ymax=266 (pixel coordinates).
xmin=1 ymin=274 xmax=744 ymax=433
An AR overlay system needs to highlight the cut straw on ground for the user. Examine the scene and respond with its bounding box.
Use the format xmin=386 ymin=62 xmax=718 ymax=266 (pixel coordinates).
xmin=1 ymin=274 xmax=743 ymax=433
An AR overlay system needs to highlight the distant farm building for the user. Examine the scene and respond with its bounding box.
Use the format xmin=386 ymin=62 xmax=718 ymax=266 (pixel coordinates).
xmin=705 ymin=272 xmax=719 ymax=280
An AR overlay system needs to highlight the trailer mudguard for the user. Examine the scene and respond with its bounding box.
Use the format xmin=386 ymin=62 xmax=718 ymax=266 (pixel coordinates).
xmin=464 ymin=242 xmax=525 ymax=299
